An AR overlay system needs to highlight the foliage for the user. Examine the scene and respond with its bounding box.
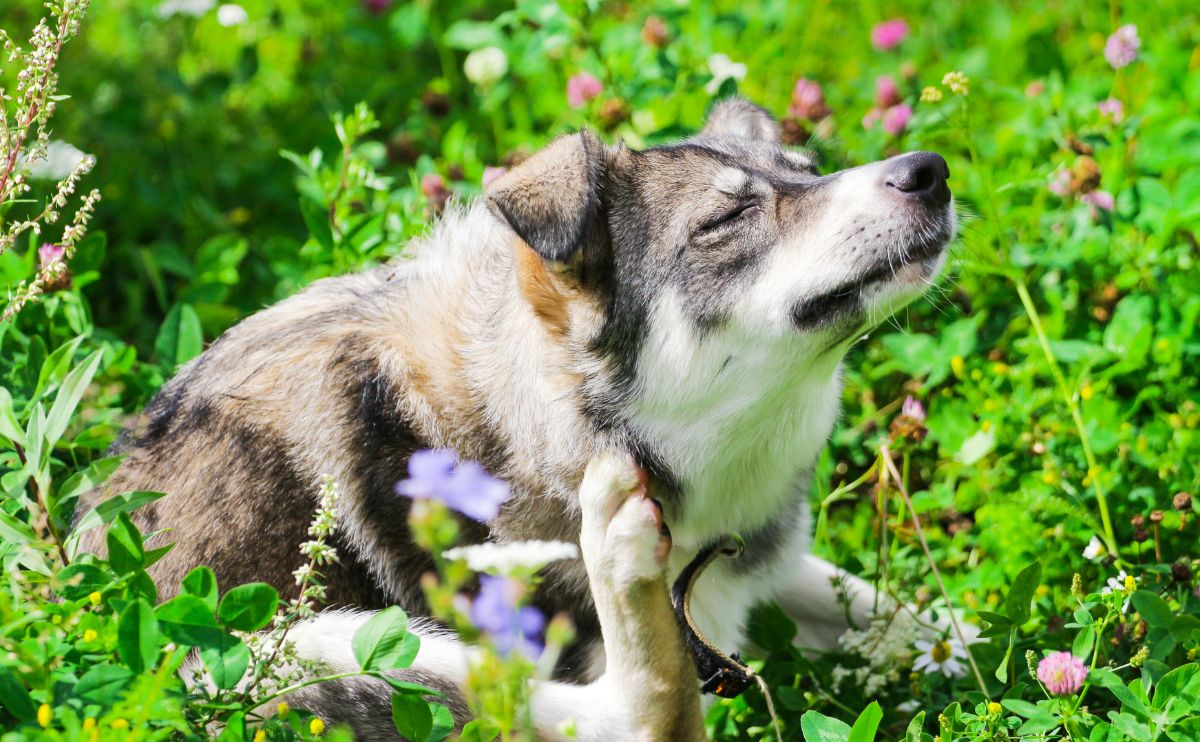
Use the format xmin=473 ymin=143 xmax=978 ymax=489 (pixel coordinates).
xmin=1 ymin=0 xmax=1199 ymax=739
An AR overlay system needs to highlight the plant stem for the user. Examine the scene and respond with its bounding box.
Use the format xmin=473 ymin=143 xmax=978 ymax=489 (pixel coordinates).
xmin=1012 ymin=278 xmax=1118 ymax=557
xmin=880 ymin=444 xmax=989 ymax=697
xmin=12 ymin=442 xmax=70 ymax=566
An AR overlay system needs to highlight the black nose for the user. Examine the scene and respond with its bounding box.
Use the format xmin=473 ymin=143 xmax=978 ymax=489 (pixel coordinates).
xmin=885 ymin=151 xmax=951 ymax=207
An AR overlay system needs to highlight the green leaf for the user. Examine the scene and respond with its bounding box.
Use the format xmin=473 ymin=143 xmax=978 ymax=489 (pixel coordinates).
xmin=1072 ymin=627 xmax=1096 ymax=660
xmin=353 ymin=606 xmax=420 ymax=672
xmin=200 ymin=633 xmax=251 ymax=690
xmin=1016 ymin=712 xmax=1061 ymax=736
xmin=299 ymin=197 xmax=334 ymax=251
xmin=44 ymin=349 xmax=103 ymax=449
xmin=1131 ymin=591 xmax=1173 ymax=629
xmin=1091 ymin=668 xmax=1151 ymax=717
xmin=58 ymin=563 xmax=112 ymax=600
xmin=458 ymin=720 xmax=500 ymax=742
xmin=423 ymin=702 xmax=454 ymax=742
xmin=848 ymin=701 xmax=882 ymax=742
xmin=0 ymin=386 xmax=25 ymax=445
xmin=74 ymin=665 xmax=135 ymax=705
xmin=117 ymin=598 xmax=160 ymax=673
xmin=995 ymin=626 xmax=1016 ymax=682
xmin=1152 ymin=664 xmax=1200 ymax=710
xmin=1004 ymin=561 xmax=1042 ymax=626
xmin=70 ymin=490 xmax=166 ymax=546
xmin=105 ymin=512 xmax=145 ymax=575
xmin=904 ymin=711 xmax=926 ymax=742
xmin=957 ymin=428 xmax=996 ymax=466
xmin=217 ymin=583 xmax=279 ymax=632
xmin=155 ymin=303 xmax=204 ymax=367
xmin=443 ymin=19 xmax=504 ymax=50
xmin=392 ymin=694 xmax=433 ymax=741
xmin=0 ymin=666 xmax=37 ymax=720
xmin=800 ymin=709 xmax=852 ymax=742
xmin=1001 ymin=699 xmax=1044 ymax=718
xmin=156 ymin=594 xmax=224 ymax=646
xmin=182 ymin=566 xmax=219 ymax=613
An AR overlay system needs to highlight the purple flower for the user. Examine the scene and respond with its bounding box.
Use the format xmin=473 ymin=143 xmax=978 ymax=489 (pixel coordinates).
xmin=871 ymin=19 xmax=909 ymax=51
xmin=862 ymin=108 xmax=882 ymax=130
xmin=1037 ymin=651 xmax=1087 ymax=695
xmin=875 ymin=75 xmax=901 ymax=108
xmin=1098 ymin=98 xmax=1124 ymax=122
xmin=1082 ymin=190 xmax=1115 ymax=212
xmin=1048 ymin=169 xmax=1071 ymax=197
xmin=902 ymin=396 xmax=926 ymax=423
xmin=1104 ymin=25 xmax=1140 ymax=69
xmin=482 ymin=166 xmax=508 ymax=188
xmin=37 ymin=243 xmax=64 ymax=270
xmin=566 ymin=72 xmax=602 ymax=108
xmin=362 ymin=0 xmax=391 ymax=14
xmin=789 ymin=78 xmax=831 ymax=121
xmin=395 ymin=449 xmax=510 ymax=522
xmin=470 ymin=575 xmax=546 ymax=658
xmin=882 ymin=104 xmax=913 ymax=136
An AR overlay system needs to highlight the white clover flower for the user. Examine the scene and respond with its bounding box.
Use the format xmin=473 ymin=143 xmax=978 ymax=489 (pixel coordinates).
xmin=913 ymin=637 xmax=969 ymax=678
xmin=443 ymin=539 xmax=579 ymax=574
xmin=26 ymin=141 xmax=89 ymax=181
xmin=464 ymin=47 xmax=508 ymax=88
xmin=705 ymin=53 xmax=747 ymax=95
xmin=216 ymin=4 xmax=248 ymax=26
xmin=158 ymin=0 xmax=215 ymax=18
xmin=1082 ymin=535 xmax=1106 ymax=562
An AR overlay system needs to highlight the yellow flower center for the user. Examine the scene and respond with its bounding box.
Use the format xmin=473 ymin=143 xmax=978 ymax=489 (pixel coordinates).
xmin=931 ymin=641 xmax=952 ymax=663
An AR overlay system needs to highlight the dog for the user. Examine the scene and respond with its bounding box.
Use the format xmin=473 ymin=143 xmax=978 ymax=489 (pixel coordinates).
xmin=79 ymin=97 xmax=954 ymax=739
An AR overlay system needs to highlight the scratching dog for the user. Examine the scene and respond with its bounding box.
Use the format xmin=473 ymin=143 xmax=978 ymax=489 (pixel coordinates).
xmin=80 ymin=98 xmax=955 ymax=739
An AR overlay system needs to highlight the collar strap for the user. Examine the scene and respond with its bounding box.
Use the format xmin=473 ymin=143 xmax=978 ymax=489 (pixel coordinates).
xmin=670 ymin=535 xmax=757 ymax=698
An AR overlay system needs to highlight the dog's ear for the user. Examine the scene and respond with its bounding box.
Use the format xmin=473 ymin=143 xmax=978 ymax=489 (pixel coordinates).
xmin=486 ymin=131 xmax=606 ymax=262
xmin=701 ymin=98 xmax=780 ymax=142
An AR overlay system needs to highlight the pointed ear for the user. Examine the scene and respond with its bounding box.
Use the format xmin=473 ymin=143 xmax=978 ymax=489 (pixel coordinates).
xmin=486 ymin=131 xmax=606 ymax=262
xmin=701 ymin=98 xmax=780 ymax=142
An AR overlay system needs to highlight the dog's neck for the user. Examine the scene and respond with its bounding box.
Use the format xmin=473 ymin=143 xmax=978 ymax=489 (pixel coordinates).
xmin=607 ymin=291 xmax=844 ymax=553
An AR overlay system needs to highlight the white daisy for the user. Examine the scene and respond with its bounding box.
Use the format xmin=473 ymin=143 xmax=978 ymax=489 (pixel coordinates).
xmin=1082 ymin=535 xmax=1106 ymax=562
xmin=705 ymin=53 xmax=747 ymax=94
xmin=913 ymin=637 xmax=968 ymax=678
xmin=443 ymin=540 xmax=578 ymax=575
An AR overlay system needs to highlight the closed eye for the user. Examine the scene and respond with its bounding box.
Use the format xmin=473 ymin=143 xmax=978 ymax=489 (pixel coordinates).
xmin=697 ymin=201 xmax=761 ymax=233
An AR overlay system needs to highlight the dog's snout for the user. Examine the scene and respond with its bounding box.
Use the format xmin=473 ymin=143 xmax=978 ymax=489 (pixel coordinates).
xmin=885 ymin=151 xmax=951 ymax=207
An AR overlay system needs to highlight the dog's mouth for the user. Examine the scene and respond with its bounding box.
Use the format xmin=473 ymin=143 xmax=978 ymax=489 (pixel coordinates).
xmin=789 ymin=222 xmax=952 ymax=331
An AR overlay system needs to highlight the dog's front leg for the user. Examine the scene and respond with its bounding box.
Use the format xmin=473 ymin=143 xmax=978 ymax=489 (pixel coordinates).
xmin=532 ymin=453 xmax=707 ymax=741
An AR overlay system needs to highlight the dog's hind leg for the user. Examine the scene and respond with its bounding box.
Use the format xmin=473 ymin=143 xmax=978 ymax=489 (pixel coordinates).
xmin=283 ymin=453 xmax=706 ymax=741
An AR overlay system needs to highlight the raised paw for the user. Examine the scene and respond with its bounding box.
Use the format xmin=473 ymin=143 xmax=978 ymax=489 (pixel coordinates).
xmin=579 ymin=452 xmax=672 ymax=588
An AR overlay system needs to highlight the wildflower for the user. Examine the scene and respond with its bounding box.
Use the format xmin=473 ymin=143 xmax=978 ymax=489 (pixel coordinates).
xmin=1124 ymin=574 xmax=1136 ymax=592
xmin=444 ymin=540 xmax=578 ymax=574
xmin=253 ymin=731 xmax=267 ymax=742
xmin=942 ymin=71 xmax=969 ymax=96
xmin=1048 ymin=168 xmax=1072 ymax=197
xmin=951 ymin=356 xmax=965 ymax=378
xmin=395 ymin=449 xmax=511 ymax=522
xmin=706 ymin=53 xmax=747 ymax=95
xmin=1083 ymin=536 xmax=1105 ymax=562
xmin=111 ymin=719 xmax=129 ymax=730
xmin=37 ymin=242 xmax=65 ymax=270
xmin=913 ymin=637 xmax=968 ymax=678
xmin=1104 ymin=25 xmax=1140 ymax=69
xmin=882 ymin=104 xmax=913 ymax=136
xmin=88 ymin=591 xmax=102 ymax=606
xmin=420 ymin=173 xmax=450 ymax=213
xmin=82 ymin=629 xmax=98 ymax=642
xmin=1025 ymin=649 xmax=1039 ymax=680
xmin=1174 ymin=492 xmax=1192 ymax=511
xmin=216 ymin=4 xmax=247 ymax=25
xmin=1081 ymin=190 xmax=1114 ymax=212
xmin=1025 ymin=80 xmax=1045 ymax=97
xmin=1130 ymin=645 xmax=1150 ymax=668
xmin=875 ymin=76 xmax=901 ymax=107
xmin=789 ymin=78 xmax=830 ymax=120
xmin=871 ymin=19 xmax=909 ymax=51
xmin=1098 ymin=98 xmax=1125 ymax=123
xmin=987 ymin=701 xmax=1002 ymax=716
xmin=482 ymin=166 xmax=508 ymax=188
xmin=862 ymin=108 xmax=882 ymax=129
xmin=157 ymin=0 xmax=214 ymax=17
xmin=920 ymin=86 xmax=943 ymax=103
xmin=471 ymin=575 xmax=546 ymax=657
xmin=566 ymin=72 xmax=603 ymax=108
xmin=463 ymin=47 xmax=508 ymax=88
xmin=277 ymin=701 xmax=290 ymax=716
xmin=362 ymin=0 xmax=392 ymax=14
xmin=82 ymin=718 xmax=96 ymax=731
xmin=1036 ymin=651 xmax=1087 ymax=695
xmin=641 ymin=16 xmax=669 ymax=48
xmin=1101 ymin=570 xmax=1134 ymax=610
xmin=310 ymin=717 xmax=326 ymax=735
xmin=38 ymin=704 xmax=52 ymax=728
xmin=26 ymin=141 xmax=90 ymax=181
xmin=1080 ymin=383 xmax=1095 ymax=400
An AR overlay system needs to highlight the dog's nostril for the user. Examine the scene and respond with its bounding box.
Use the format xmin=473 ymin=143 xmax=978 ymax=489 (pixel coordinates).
xmin=885 ymin=151 xmax=951 ymax=206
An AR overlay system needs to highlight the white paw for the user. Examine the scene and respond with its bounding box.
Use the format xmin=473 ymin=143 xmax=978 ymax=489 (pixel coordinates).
xmin=579 ymin=452 xmax=671 ymax=588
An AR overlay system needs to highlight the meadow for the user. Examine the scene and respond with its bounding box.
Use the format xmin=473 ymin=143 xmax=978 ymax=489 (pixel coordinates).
xmin=1 ymin=0 xmax=1198 ymax=739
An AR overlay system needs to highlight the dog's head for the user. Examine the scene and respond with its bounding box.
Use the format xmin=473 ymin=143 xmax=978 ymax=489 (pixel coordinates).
xmin=487 ymin=97 xmax=954 ymax=376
